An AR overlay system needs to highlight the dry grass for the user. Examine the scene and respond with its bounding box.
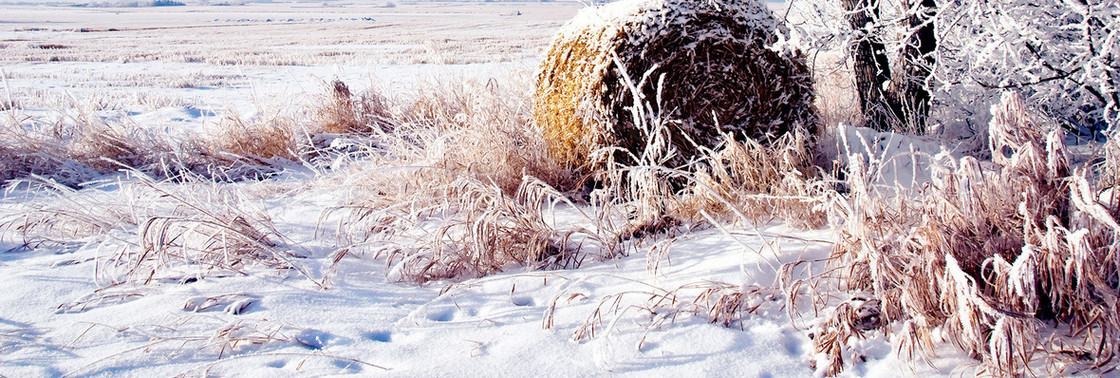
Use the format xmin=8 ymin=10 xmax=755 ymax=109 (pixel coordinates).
xmin=0 ymin=80 xmax=379 ymax=185
xmin=3 ymin=55 xmax=833 ymax=296
xmin=817 ymin=92 xmax=1120 ymax=375
xmin=0 ymin=4 xmax=871 ymax=374
xmin=2 ymin=73 xmax=582 ymax=286
xmin=810 ymin=51 xmax=863 ymax=130
xmin=63 ymin=317 xmax=301 ymax=376
xmin=3 ymin=64 xmax=839 ymax=373
xmin=0 ymin=178 xmax=146 ymax=250
xmin=552 ymin=279 xmax=784 ymax=347
xmin=534 ymin=0 xmax=817 ymax=172
xmin=0 ymin=105 xmax=289 ymax=186
xmin=0 ymin=121 xmax=72 ymax=184
xmin=1 ymin=175 xmax=309 ymax=284
xmin=683 ymin=132 xmax=829 ymax=229
xmin=403 ymin=76 xmax=572 ymax=194
xmin=4 ymin=4 xmax=1119 ymax=375
xmin=318 ymin=75 xmax=601 ymax=284
xmin=1101 ymin=132 xmax=1119 ymax=188
xmin=120 ymin=180 xmax=313 ymax=285
xmin=314 ymin=80 xmax=394 ymax=136
xmin=316 ymin=65 xmax=833 ymax=285
xmin=379 ymin=177 xmax=588 ymax=283
xmin=208 ymin=113 xmax=301 ymax=166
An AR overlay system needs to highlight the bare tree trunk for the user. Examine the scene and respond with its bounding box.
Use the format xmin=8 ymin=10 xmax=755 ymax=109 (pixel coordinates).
xmin=842 ymin=0 xmax=899 ymax=131
xmin=843 ymin=0 xmax=937 ymax=133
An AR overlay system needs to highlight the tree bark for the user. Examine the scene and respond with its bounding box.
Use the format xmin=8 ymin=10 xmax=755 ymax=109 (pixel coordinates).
xmin=842 ymin=0 xmax=898 ymax=132
xmin=842 ymin=0 xmax=937 ymax=133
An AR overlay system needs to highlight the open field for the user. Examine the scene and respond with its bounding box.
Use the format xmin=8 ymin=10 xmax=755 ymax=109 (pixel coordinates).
xmin=0 ymin=2 xmax=578 ymax=122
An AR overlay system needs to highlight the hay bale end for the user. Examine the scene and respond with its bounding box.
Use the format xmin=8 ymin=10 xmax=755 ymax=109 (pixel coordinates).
xmin=534 ymin=0 xmax=817 ymax=170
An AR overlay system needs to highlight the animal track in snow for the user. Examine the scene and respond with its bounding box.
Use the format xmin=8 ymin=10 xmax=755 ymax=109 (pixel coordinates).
xmin=365 ymin=330 xmax=392 ymax=343
xmin=426 ymin=308 xmax=457 ymax=322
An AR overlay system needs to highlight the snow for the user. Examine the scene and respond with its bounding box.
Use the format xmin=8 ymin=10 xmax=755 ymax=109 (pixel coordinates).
xmin=0 ymin=2 xmax=980 ymax=377
xmin=828 ymin=124 xmax=955 ymax=188
xmin=0 ymin=177 xmax=834 ymax=375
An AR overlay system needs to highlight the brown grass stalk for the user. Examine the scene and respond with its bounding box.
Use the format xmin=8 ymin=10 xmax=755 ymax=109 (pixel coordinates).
xmin=819 ymin=92 xmax=1120 ymax=375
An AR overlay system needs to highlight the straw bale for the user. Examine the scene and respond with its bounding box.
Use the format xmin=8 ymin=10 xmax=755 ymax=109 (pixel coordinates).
xmin=534 ymin=0 xmax=816 ymax=170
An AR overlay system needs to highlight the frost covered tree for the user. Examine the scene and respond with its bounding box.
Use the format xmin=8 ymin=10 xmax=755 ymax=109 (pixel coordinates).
xmin=933 ymin=0 xmax=1118 ymax=149
xmin=786 ymin=0 xmax=1118 ymax=153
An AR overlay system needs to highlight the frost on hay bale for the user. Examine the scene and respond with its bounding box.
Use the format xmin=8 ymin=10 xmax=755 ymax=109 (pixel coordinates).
xmin=534 ymin=0 xmax=816 ymax=170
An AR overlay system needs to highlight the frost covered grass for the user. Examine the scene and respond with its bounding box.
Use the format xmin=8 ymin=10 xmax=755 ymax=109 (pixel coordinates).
xmin=0 ymin=61 xmax=838 ymax=376
xmin=0 ymin=4 xmax=839 ymax=376
xmin=816 ymin=93 xmax=1120 ymax=375
xmin=1 ymin=1 xmax=1118 ymax=376
xmin=0 ymin=3 xmax=569 ymax=68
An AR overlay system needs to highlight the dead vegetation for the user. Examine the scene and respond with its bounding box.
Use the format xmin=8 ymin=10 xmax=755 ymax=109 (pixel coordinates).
xmin=2 ymin=53 xmax=833 ymax=291
xmin=1101 ymin=132 xmax=1119 ymax=188
xmin=321 ymin=77 xmax=608 ymax=284
xmin=62 ymin=317 xmax=302 ymax=376
xmin=300 ymin=61 xmax=828 ymax=287
xmin=314 ymin=80 xmax=394 ymax=135
xmin=377 ymin=177 xmax=589 ymax=283
xmin=815 ymin=92 xmax=1120 ymax=375
xmin=0 ymin=2 xmax=883 ymax=375
xmin=125 ymin=181 xmax=305 ymax=284
xmin=7 ymin=14 xmax=1117 ymax=373
xmin=684 ymin=132 xmax=829 ymax=229
xmin=563 ymin=280 xmax=785 ymax=342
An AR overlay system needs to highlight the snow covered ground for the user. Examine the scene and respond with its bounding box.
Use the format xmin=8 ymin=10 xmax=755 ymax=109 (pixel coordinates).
xmin=0 ymin=178 xmax=840 ymax=376
xmin=0 ymin=2 xmax=574 ymax=130
xmin=0 ymin=2 xmax=979 ymax=377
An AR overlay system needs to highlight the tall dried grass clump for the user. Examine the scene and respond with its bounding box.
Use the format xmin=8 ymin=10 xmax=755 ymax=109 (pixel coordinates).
xmin=325 ymin=77 xmax=600 ymax=284
xmin=315 ymin=80 xmax=394 ymax=135
xmin=815 ymin=92 xmax=1120 ymax=375
xmin=407 ymin=78 xmax=572 ymax=194
xmin=208 ymin=114 xmax=300 ymax=165
xmin=342 ymin=76 xmax=570 ymax=196
xmin=1 ymin=182 xmax=141 ymax=250
xmin=533 ymin=0 xmax=817 ymax=171
xmin=1102 ymin=132 xmax=1119 ymax=188
xmin=0 ymin=121 xmax=69 ymax=184
xmin=66 ymin=120 xmax=217 ymax=179
xmin=0 ymin=111 xmax=215 ymax=185
xmin=120 ymin=181 xmax=307 ymax=284
xmin=684 ymin=131 xmax=829 ymax=229
xmin=0 ymin=175 xmax=308 ymax=285
xmin=378 ymin=177 xmax=589 ymax=283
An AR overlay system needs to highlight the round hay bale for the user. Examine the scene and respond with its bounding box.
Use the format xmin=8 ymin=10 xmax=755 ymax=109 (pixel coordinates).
xmin=534 ymin=0 xmax=817 ymax=170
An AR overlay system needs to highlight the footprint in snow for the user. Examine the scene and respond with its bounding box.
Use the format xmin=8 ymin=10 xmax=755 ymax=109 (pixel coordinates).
xmin=780 ymin=329 xmax=802 ymax=356
xmin=511 ymin=296 xmax=534 ymax=307
xmin=365 ymin=330 xmax=392 ymax=343
xmin=295 ymin=329 xmax=334 ymax=350
xmin=426 ymin=308 xmax=456 ymax=322
xmin=333 ymin=359 xmax=363 ymax=373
